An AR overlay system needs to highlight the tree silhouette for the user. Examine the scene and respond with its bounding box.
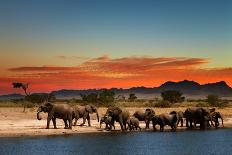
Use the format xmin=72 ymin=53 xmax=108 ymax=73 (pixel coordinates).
xmin=12 ymin=83 xmax=30 ymax=96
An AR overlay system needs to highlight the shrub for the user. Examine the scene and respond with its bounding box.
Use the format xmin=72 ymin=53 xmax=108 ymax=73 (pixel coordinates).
xmin=206 ymin=94 xmax=219 ymax=106
xmin=161 ymin=90 xmax=185 ymax=104
xmin=128 ymin=93 xmax=137 ymax=102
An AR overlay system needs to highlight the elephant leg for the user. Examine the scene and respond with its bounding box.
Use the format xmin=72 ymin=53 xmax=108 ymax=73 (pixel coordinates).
xmin=80 ymin=113 xmax=88 ymax=126
xmin=63 ymin=119 xmax=68 ymax=129
xmin=52 ymin=117 xmax=57 ymax=129
xmin=87 ymin=114 xmax=91 ymax=127
xmin=180 ymin=119 xmax=183 ymax=127
xmin=145 ymin=120 xmax=150 ymax=129
xmin=123 ymin=121 xmax=127 ymax=130
xmin=68 ymin=115 xmax=72 ymax=129
xmin=186 ymin=118 xmax=189 ymax=128
xmin=152 ymin=123 xmax=157 ymax=131
xmin=46 ymin=115 xmax=52 ymax=129
xmin=176 ymin=119 xmax=180 ymax=127
xmin=73 ymin=114 xmax=80 ymax=126
xmin=160 ymin=125 xmax=164 ymax=132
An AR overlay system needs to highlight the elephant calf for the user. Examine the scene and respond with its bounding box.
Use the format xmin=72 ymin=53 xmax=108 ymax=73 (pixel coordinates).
xmin=169 ymin=111 xmax=184 ymax=127
xmin=152 ymin=113 xmax=178 ymax=132
xmin=133 ymin=108 xmax=155 ymax=129
xmin=73 ymin=104 xmax=99 ymax=127
xmin=100 ymin=116 xmax=115 ymax=130
xmin=127 ymin=117 xmax=141 ymax=131
xmin=211 ymin=111 xmax=224 ymax=128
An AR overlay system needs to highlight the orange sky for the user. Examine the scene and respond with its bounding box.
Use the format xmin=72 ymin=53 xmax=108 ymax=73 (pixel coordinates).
xmin=1 ymin=55 xmax=232 ymax=95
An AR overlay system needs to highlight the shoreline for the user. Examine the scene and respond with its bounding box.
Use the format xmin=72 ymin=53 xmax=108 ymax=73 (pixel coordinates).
xmin=0 ymin=107 xmax=231 ymax=138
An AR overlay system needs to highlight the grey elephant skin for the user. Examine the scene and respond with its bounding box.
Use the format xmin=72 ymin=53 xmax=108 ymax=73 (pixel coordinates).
xmin=105 ymin=107 xmax=129 ymax=131
xmin=100 ymin=116 xmax=115 ymax=130
xmin=133 ymin=108 xmax=155 ymax=129
xmin=37 ymin=103 xmax=73 ymax=129
xmin=211 ymin=111 xmax=224 ymax=128
xmin=169 ymin=111 xmax=184 ymax=127
xmin=184 ymin=107 xmax=215 ymax=129
xmin=152 ymin=113 xmax=178 ymax=132
xmin=127 ymin=117 xmax=141 ymax=131
xmin=73 ymin=104 xmax=99 ymax=126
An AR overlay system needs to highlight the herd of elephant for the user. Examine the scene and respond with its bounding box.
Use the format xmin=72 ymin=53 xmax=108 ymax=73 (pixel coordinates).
xmin=36 ymin=102 xmax=224 ymax=132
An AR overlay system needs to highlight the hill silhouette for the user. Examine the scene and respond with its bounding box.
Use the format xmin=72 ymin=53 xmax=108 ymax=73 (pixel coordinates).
xmin=1 ymin=80 xmax=232 ymax=100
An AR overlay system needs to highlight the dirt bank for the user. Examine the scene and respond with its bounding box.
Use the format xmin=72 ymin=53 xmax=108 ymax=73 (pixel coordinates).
xmin=0 ymin=107 xmax=231 ymax=137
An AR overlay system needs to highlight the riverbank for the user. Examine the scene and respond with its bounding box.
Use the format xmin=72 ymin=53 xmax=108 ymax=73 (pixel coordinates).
xmin=0 ymin=107 xmax=231 ymax=137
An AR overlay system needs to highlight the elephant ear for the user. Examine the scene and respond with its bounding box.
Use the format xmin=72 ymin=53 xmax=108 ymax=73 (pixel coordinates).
xmin=44 ymin=102 xmax=53 ymax=112
xmin=85 ymin=105 xmax=93 ymax=113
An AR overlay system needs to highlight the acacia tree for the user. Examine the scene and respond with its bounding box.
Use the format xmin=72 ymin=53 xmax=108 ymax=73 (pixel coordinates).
xmin=12 ymin=83 xmax=30 ymax=96
xmin=12 ymin=82 xmax=30 ymax=111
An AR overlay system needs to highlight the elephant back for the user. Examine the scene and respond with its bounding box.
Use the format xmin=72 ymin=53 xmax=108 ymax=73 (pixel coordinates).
xmin=133 ymin=111 xmax=145 ymax=121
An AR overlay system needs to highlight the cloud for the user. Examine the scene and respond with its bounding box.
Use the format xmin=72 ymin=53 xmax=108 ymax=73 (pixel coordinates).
xmin=2 ymin=55 xmax=232 ymax=94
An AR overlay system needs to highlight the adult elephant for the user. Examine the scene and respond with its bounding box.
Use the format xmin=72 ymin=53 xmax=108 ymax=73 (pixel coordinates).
xmin=105 ymin=107 xmax=129 ymax=131
xmin=73 ymin=104 xmax=99 ymax=126
xmin=133 ymin=108 xmax=155 ymax=129
xmin=169 ymin=111 xmax=184 ymax=127
xmin=184 ymin=107 xmax=215 ymax=129
xmin=152 ymin=113 xmax=178 ymax=132
xmin=37 ymin=102 xmax=73 ymax=129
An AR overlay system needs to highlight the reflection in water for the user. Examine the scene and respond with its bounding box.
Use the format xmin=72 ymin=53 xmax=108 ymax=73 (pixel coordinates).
xmin=0 ymin=129 xmax=232 ymax=155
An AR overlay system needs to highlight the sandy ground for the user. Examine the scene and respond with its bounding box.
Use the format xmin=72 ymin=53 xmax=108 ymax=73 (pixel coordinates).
xmin=0 ymin=107 xmax=231 ymax=137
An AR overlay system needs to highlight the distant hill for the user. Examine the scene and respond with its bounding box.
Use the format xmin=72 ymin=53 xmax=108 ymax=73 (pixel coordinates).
xmin=51 ymin=80 xmax=232 ymax=98
xmin=0 ymin=93 xmax=24 ymax=100
xmin=1 ymin=80 xmax=232 ymax=100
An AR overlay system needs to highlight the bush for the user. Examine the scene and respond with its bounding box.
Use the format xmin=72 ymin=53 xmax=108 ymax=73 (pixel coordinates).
xmin=128 ymin=93 xmax=137 ymax=102
xmin=161 ymin=90 xmax=185 ymax=104
xmin=206 ymin=94 xmax=219 ymax=106
xmin=99 ymin=89 xmax=115 ymax=106
xmin=80 ymin=93 xmax=98 ymax=103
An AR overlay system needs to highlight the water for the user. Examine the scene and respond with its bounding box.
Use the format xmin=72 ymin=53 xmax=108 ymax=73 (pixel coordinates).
xmin=0 ymin=129 xmax=232 ymax=155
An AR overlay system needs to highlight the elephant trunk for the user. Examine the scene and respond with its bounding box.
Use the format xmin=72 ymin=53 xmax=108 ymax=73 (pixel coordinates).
xmin=37 ymin=111 xmax=42 ymax=120
xmin=96 ymin=110 xmax=99 ymax=122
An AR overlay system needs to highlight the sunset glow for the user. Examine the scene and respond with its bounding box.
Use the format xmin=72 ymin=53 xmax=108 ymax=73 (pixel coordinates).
xmin=0 ymin=0 xmax=231 ymax=94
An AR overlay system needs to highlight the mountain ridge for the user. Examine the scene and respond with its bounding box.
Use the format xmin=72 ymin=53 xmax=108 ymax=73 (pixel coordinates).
xmin=1 ymin=80 xmax=232 ymax=100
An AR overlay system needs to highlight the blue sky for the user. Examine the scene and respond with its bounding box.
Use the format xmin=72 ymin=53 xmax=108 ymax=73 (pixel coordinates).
xmin=0 ymin=0 xmax=232 ymax=93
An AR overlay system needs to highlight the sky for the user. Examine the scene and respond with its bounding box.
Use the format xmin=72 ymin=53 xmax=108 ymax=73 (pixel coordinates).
xmin=0 ymin=0 xmax=232 ymax=94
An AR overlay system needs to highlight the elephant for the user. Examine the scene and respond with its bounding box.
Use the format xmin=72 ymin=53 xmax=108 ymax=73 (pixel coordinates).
xmin=184 ymin=107 xmax=215 ymax=129
xmin=105 ymin=107 xmax=129 ymax=131
xmin=169 ymin=111 xmax=184 ymax=127
xmin=100 ymin=116 xmax=115 ymax=130
xmin=73 ymin=104 xmax=99 ymax=126
xmin=211 ymin=111 xmax=224 ymax=128
xmin=127 ymin=117 xmax=141 ymax=131
xmin=37 ymin=102 xmax=73 ymax=129
xmin=133 ymin=108 xmax=155 ymax=129
xmin=152 ymin=113 xmax=178 ymax=132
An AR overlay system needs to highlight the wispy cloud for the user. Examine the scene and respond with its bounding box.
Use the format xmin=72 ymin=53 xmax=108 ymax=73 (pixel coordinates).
xmin=1 ymin=55 xmax=232 ymax=94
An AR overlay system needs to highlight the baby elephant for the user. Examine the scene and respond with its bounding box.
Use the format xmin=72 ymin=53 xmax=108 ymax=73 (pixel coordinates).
xmin=100 ymin=116 xmax=115 ymax=130
xmin=127 ymin=117 xmax=141 ymax=131
xmin=152 ymin=113 xmax=178 ymax=132
xmin=169 ymin=111 xmax=184 ymax=127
